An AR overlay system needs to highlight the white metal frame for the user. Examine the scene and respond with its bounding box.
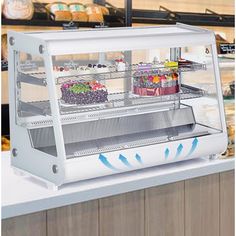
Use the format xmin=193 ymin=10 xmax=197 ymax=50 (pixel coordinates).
xmin=8 ymin=24 xmax=228 ymax=189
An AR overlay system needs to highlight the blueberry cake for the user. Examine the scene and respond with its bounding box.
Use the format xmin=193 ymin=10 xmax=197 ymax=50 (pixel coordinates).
xmin=61 ymin=81 xmax=108 ymax=105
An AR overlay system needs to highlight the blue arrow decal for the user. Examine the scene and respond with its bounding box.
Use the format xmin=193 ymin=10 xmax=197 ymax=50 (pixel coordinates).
xmin=119 ymin=154 xmax=132 ymax=168
xmin=165 ymin=148 xmax=170 ymax=159
xmin=186 ymin=138 xmax=198 ymax=157
xmin=99 ymin=154 xmax=119 ymax=171
xmin=135 ymin=154 xmax=143 ymax=164
xmin=175 ymin=144 xmax=183 ymax=158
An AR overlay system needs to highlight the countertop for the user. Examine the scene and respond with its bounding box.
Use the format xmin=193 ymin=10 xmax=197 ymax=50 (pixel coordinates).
xmin=1 ymin=151 xmax=234 ymax=219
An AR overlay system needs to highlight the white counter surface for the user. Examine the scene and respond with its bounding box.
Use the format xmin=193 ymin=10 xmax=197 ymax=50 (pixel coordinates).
xmin=2 ymin=151 xmax=234 ymax=219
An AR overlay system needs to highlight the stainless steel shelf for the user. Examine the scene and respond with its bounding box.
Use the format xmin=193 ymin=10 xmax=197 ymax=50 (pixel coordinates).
xmin=56 ymin=62 xmax=206 ymax=84
xmin=18 ymin=84 xmax=205 ymax=128
xmin=17 ymin=61 xmax=207 ymax=85
xmin=37 ymin=123 xmax=211 ymax=158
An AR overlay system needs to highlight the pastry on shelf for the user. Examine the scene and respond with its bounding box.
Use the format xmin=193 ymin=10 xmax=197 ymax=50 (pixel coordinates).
xmin=115 ymin=58 xmax=126 ymax=71
xmin=96 ymin=64 xmax=109 ymax=73
xmin=85 ymin=4 xmax=104 ymax=22
xmin=2 ymin=0 xmax=34 ymax=20
xmin=54 ymin=65 xmax=77 ymax=77
xmin=223 ymin=81 xmax=235 ymax=99
xmin=61 ymin=81 xmax=108 ymax=105
xmin=100 ymin=6 xmax=109 ymax=15
xmin=69 ymin=3 xmax=88 ymax=22
xmin=222 ymin=124 xmax=235 ymax=157
xmin=46 ymin=2 xmax=72 ymax=21
xmin=1 ymin=34 xmax=8 ymax=61
xmin=2 ymin=136 xmax=10 ymax=151
xmin=215 ymin=34 xmax=229 ymax=54
xmin=88 ymin=64 xmax=109 ymax=74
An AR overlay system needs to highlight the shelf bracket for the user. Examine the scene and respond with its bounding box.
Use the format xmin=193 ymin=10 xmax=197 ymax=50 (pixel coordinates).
xmin=159 ymin=5 xmax=178 ymax=20
xmin=17 ymin=72 xmax=47 ymax=86
xmin=205 ymin=8 xmax=225 ymax=21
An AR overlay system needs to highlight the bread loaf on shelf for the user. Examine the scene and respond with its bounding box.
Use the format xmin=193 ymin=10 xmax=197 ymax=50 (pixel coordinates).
xmin=2 ymin=0 xmax=34 ymax=20
xmin=69 ymin=3 xmax=88 ymax=22
xmin=85 ymin=4 xmax=104 ymax=22
xmin=215 ymin=34 xmax=229 ymax=54
xmin=1 ymin=34 xmax=8 ymax=61
xmin=46 ymin=2 xmax=72 ymax=21
xmin=100 ymin=6 xmax=109 ymax=16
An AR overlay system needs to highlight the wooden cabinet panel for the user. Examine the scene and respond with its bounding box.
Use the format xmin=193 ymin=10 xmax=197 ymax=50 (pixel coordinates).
xmin=2 ymin=172 xmax=234 ymax=236
xmin=220 ymin=170 xmax=235 ymax=236
xmin=99 ymin=190 xmax=144 ymax=236
xmin=145 ymin=181 xmax=184 ymax=236
xmin=185 ymin=174 xmax=220 ymax=236
xmin=2 ymin=211 xmax=46 ymax=236
xmin=47 ymin=200 xmax=98 ymax=236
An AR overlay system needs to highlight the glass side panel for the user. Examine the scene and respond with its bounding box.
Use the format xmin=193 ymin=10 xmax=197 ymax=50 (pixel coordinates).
xmin=180 ymin=45 xmax=222 ymax=132
xmin=15 ymin=51 xmax=57 ymax=157
xmin=47 ymin=46 xmax=223 ymax=158
xmin=16 ymin=52 xmax=51 ymax=121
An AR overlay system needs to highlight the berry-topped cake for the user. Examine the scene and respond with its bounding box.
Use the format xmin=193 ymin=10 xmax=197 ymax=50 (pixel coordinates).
xmin=133 ymin=63 xmax=179 ymax=96
xmin=61 ymin=81 xmax=108 ymax=105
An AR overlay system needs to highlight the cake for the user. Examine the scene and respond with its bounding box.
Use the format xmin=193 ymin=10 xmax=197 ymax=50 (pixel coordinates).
xmin=54 ymin=63 xmax=110 ymax=78
xmin=115 ymin=59 xmax=126 ymax=71
xmin=54 ymin=66 xmax=77 ymax=77
xmin=95 ymin=64 xmax=109 ymax=73
xmin=61 ymin=81 xmax=108 ymax=105
xmin=87 ymin=64 xmax=109 ymax=74
xmin=133 ymin=62 xmax=179 ymax=96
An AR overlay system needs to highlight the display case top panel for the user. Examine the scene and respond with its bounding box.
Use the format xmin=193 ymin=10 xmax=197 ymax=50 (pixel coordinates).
xmin=8 ymin=24 xmax=215 ymax=55
xmin=11 ymin=24 xmax=211 ymax=41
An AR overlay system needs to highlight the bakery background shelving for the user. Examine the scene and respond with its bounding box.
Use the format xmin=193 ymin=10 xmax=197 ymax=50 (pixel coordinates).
xmin=1 ymin=17 xmax=123 ymax=27
xmin=130 ymin=7 xmax=234 ymax=27
xmin=1 ymin=2 xmax=125 ymax=28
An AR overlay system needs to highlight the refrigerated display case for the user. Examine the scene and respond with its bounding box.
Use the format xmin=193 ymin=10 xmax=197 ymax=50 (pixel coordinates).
xmin=8 ymin=23 xmax=228 ymax=189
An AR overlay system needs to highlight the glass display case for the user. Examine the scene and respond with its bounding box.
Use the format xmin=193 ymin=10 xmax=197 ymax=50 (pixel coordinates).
xmin=8 ymin=24 xmax=228 ymax=189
